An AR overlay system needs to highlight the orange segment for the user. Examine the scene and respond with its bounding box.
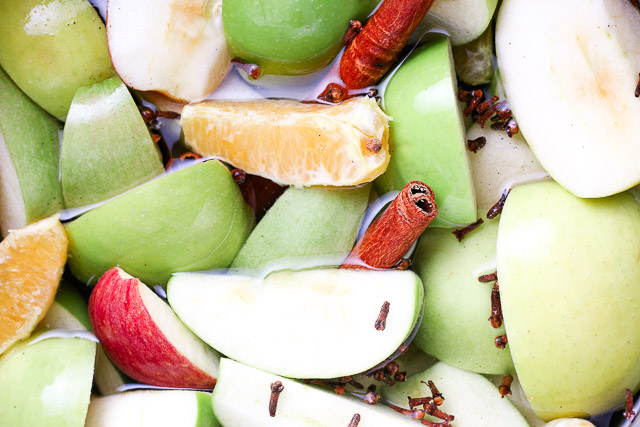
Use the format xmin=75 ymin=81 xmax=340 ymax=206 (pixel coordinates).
xmin=0 ymin=215 xmax=68 ymax=354
xmin=181 ymin=97 xmax=391 ymax=186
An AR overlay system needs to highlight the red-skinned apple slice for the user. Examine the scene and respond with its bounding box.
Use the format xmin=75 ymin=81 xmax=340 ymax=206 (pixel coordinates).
xmin=88 ymin=267 xmax=220 ymax=388
xmin=106 ymin=0 xmax=230 ymax=102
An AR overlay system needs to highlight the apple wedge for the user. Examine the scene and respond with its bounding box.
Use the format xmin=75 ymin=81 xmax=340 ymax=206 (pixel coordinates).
xmin=85 ymin=390 xmax=218 ymax=427
xmin=413 ymin=213 xmax=514 ymax=375
xmin=107 ymin=0 xmax=230 ymax=102
xmin=230 ymin=185 xmax=370 ymax=270
xmin=36 ymin=281 xmax=129 ymax=395
xmin=89 ymin=267 xmax=221 ymax=389
xmin=382 ymin=362 xmax=528 ymax=426
xmin=376 ymin=36 xmax=477 ymax=227
xmin=496 ymin=0 xmax=640 ymax=197
xmin=212 ymin=358 xmax=418 ymax=426
xmin=497 ymin=181 xmax=640 ymax=419
xmin=65 ymin=160 xmax=254 ymax=286
xmin=0 ymin=67 xmax=63 ymax=237
xmin=167 ymin=269 xmax=423 ymax=379
xmin=60 ymin=76 xmax=164 ymax=208
xmin=0 ymin=335 xmax=96 ymax=426
xmin=466 ymin=123 xmax=548 ymax=212
xmin=0 ymin=0 xmax=115 ymax=119
xmin=410 ymin=0 xmax=499 ymax=46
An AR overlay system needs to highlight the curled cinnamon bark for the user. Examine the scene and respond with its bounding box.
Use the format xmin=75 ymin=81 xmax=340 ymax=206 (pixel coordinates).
xmin=339 ymin=0 xmax=436 ymax=89
xmin=341 ymin=181 xmax=437 ymax=269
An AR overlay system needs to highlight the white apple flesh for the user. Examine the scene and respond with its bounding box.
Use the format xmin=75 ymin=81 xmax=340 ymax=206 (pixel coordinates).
xmin=212 ymin=358 xmax=419 ymax=426
xmin=382 ymin=361 xmax=529 ymax=426
xmin=410 ymin=0 xmax=499 ymax=46
xmin=85 ymin=390 xmax=218 ymax=427
xmin=88 ymin=267 xmax=220 ymax=389
xmin=107 ymin=0 xmax=230 ymax=102
xmin=496 ymin=0 xmax=640 ymax=197
xmin=167 ymin=269 xmax=423 ymax=379
xmin=466 ymin=122 xmax=549 ymax=212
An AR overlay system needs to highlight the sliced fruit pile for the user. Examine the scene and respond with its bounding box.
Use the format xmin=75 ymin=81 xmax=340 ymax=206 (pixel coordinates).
xmin=0 ymin=0 xmax=638 ymax=426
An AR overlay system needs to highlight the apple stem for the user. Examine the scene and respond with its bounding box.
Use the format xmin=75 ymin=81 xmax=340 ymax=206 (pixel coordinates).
xmin=231 ymin=59 xmax=262 ymax=80
xmin=424 ymin=380 xmax=445 ymax=406
xmin=498 ymin=375 xmax=514 ymax=398
xmin=339 ymin=0 xmax=436 ymax=89
xmin=452 ymin=218 xmax=485 ymax=242
xmin=343 ymin=20 xmax=362 ymax=46
xmin=311 ymin=84 xmax=379 ymax=105
xmin=487 ymin=189 xmax=511 ymax=220
xmin=489 ymin=282 xmax=504 ymax=329
xmin=268 ymin=381 xmax=284 ymax=417
xmin=466 ymin=136 xmax=487 ymax=153
xmin=374 ymin=301 xmax=391 ymax=331
xmin=625 ymin=388 xmax=636 ymax=419
xmin=478 ymin=271 xmax=498 ymax=283
xmin=458 ymin=89 xmax=519 ymax=138
xmin=495 ymin=333 xmax=508 ymax=349
xmin=364 ymin=391 xmax=380 ymax=405
xmin=635 ymin=73 xmax=640 ymax=98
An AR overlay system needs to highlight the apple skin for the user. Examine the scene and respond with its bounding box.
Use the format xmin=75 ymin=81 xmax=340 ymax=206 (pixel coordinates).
xmin=0 ymin=0 xmax=115 ymax=119
xmin=0 ymin=335 xmax=96 ymax=426
xmin=222 ymin=0 xmax=378 ymax=75
xmin=497 ymin=181 xmax=640 ymax=420
xmin=66 ymin=160 xmax=254 ymax=286
xmin=376 ymin=36 xmax=476 ymax=227
xmin=413 ymin=212 xmax=514 ymax=375
xmin=60 ymin=76 xmax=164 ymax=208
xmin=0 ymin=66 xmax=63 ymax=237
xmin=89 ymin=267 xmax=220 ymax=388
xmin=231 ymin=185 xmax=370 ymax=270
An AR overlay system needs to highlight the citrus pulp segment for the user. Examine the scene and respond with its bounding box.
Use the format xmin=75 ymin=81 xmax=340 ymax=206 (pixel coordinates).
xmin=181 ymin=97 xmax=390 ymax=186
xmin=0 ymin=215 xmax=68 ymax=354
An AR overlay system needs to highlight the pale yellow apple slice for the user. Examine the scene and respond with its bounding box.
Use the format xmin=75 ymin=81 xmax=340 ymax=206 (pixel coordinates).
xmin=466 ymin=123 xmax=548 ymax=212
xmin=496 ymin=0 xmax=640 ymax=197
xmin=167 ymin=269 xmax=423 ymax=379
xmin=107 ymin=0 xmax=230 ymax=102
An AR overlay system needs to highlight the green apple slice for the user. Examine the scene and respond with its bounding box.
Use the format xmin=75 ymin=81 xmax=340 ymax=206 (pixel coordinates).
xmin=466 ymin=123 xmax=548 ymax=212
xmin=0 ymin=67 xmax=63 ymax=237
xmin=36 ymin=281 xmax=129 ymax=395
xmin=382 ymin=362 xmax=529 ymax=426
xmin=497 ymin=181 xmax=640 ymax=420
xmin=0 ymin=335 xmax=96 ymax=426
xmin=85 ymin=390 xmax=218 ymax=427
xmin=212 ymin=358 xmax=418 ymax=426
xmin=222 ymin=0 xmax=378 ymax=76
xmin=413 ymin=213 xmax=514 ymax=374
xmin=230 ymin=185 xmax=370 ymax=270
xmin=0 ymin=0 xmax=115 ymax=119
xmin=168 ymin=269 xmax=423 ymax=379
xmin=376 ymin=36 xmax=476 ymax=227
xmin=37 ymin=281 xmax=91 ymax=331
xmin=410 ymin=0 xmax=499 ymax=46
xmin=66 ymin=160 xmax=254 ymax=286
xmin=107 ymin=0 xmax=230 ymax=102
xmin=60 ymin=76 xmax=164 ymax=208
xmin=496 ymin=0 xmax=640 ymax=198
